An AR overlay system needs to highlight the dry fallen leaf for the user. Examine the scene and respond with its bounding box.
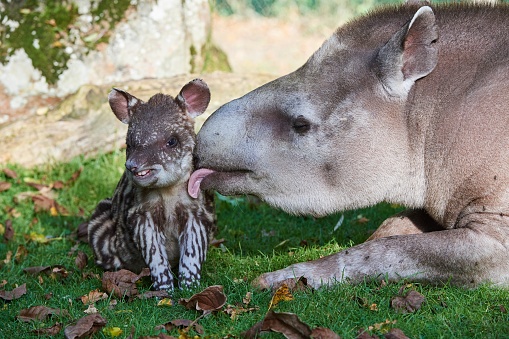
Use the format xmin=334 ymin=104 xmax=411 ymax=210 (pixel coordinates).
xmin=224 ymin=303 xmax=260 ymax=320
xmin=179 ymin=285 xmax=227 ymax=314
xmin=24 ymin=232 xmax=50 ymax=244
xmin=209 ymin=238 xmax=226 ymax=247
xmin=102 ymin=268 xmax=150 ymax=298
xmin=356 ymin=216 xmax=370 ymax=224
xmin=2 ymin=250 xmax=12 ymax=266
xmin=0 ymin=181 xmax=11 ymax=192
xmin=262 ymin=311 xmax=313 ymax=338
xmin=53 ymin=180 xmax=65 ymax=189
xmin=23 ymin=265 xmax=69 ymax=280
xmin=138 ymin=290 xmax=170 ymax=300
xmin=355 ymin=296 xmax=378 ymax=312
xmin=384 ymin=328 xmax=410 ymax=339
xmin=243 ymin=310 xmax=313 ymax=339
xmin=269 ymin=284 xmax=294 ymax=309
xmin=357 ymin=329 xmax=380 ymax=339
xmin=64 ymin=313 xmax=107 ymax=339
xmin=391 ymin=290 xmax=425 ymax=313
xmin=3 ymin=168 xmax=18 ymax=179
xmin=367 ymin=319 xmax=397 ymax=332
xmin=139 ymin=334 xmax=178 ymax=339
xmin=4 ymin=219 xmax=14 ymax=241
xmin=102 ymin=326 xmax=123 ymax=337
xmin=68 ymin=168 xmax=83 ymax=184
xmin=0 ymin=283 xmax=27 ymax=301
xmin=310 ymin=327 xmax=342 ymax=339
xmin=155 ymin=319 xmax=204 ymax=335
xmin=157 ymin=298 xmax=174 ymax=307
xmin=83 ymin=304 xmax=99 ymax=314
xmin=18 ymin=305 xmax=69 ymax=322
xmin=14 ymin=244 xmax=28 ymax=263
xmin=81 ymin=289 xmax=108 ymax=305
xmin=75 ymin=251 xmax=88 ymax=270
xmin=24 ymin=265 xmax=52 ymax=275
xmin=243 ymin=291 xmax=252 ymax=305
xmin=32 ymin=322 xmax=62 ymax=336
xmin=32 ymin=194 xmax=55 ymax=212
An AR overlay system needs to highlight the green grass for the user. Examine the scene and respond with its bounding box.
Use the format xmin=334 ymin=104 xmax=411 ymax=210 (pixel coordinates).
xmin=1 ymin=151 xmax=509 ymax=338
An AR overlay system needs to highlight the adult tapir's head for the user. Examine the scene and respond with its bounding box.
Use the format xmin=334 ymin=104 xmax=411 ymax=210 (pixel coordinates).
xmin=190 ymin=5 xmax=438 ymax=216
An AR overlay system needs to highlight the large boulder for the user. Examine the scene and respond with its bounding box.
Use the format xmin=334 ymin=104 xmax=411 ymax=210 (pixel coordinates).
xmin=0 ymin=0 xmax=216 ymax=115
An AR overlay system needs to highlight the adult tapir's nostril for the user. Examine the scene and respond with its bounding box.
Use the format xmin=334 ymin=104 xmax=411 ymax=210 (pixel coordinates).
xmin=125 ymin=159 xmax=138 ymax=173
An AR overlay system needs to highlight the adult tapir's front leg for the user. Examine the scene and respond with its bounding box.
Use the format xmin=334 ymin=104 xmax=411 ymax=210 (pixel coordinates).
xmin=130 ymin=211 xmax=174 ymax=290
xmin=178 ymin=213 xmax=209 ymax=288
xmin=253 ymin=215 xmax=509 ymax=289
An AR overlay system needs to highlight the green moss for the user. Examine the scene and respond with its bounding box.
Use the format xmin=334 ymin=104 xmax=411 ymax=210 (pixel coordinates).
xmin=200 ymin=41 xmax=232 ymax=73
xmin=0 ymin=0 xmax=134 ymax=84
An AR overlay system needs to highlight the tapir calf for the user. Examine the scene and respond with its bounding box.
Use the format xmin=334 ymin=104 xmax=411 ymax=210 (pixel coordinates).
xmin=189 ymin=3 xmax=509 ymax=289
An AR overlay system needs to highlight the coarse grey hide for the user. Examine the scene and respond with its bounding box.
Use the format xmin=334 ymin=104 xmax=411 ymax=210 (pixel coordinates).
xmin=189 ymin=3 xmax=509 ymax=289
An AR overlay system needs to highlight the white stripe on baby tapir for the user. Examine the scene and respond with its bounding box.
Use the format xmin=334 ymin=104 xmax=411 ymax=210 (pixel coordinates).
xmin=179 ymin=212 xmax=208 ymax=286
xmin=139 ymin=212 xmax=173 ymax=289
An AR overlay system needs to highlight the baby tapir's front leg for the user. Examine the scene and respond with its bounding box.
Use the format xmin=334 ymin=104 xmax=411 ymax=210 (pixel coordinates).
xmin=130 ymin=210 xmax=174 ymax=290
xmin=178 ymin=210 xmax=209 ymax=288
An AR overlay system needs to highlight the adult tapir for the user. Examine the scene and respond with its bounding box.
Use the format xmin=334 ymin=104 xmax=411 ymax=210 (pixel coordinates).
xmin=188 ymin=2 xmax=509 ymax=289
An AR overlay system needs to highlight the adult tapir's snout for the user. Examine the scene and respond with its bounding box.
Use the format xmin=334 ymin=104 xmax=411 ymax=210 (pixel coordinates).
xmin=192 ymin=88 xmax=277 ymax=201
xmin=195 ymin=99 xmax=247 ymax=171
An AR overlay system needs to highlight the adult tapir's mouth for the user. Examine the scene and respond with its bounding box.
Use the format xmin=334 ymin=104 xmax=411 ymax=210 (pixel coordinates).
xmin=188 ymin=168 xmax=252 ymax=198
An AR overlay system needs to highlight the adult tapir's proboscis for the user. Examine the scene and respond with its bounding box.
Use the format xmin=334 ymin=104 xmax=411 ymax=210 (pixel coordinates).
xmin=189 ymin=2 xmax=509 ymax=289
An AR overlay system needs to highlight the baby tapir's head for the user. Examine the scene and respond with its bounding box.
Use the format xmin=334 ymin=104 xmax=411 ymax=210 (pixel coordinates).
xmin=108 ymin=79 xmax=210 ymax=188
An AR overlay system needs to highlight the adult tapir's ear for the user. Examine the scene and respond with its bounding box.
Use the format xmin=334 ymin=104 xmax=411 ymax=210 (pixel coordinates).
xmin=108 ymin=88 xmax=142 ymax=124
xmin=176 ymin=79 xmax=211 ymax=118
xmin=375 ymin=6 xmax=438 ymax=99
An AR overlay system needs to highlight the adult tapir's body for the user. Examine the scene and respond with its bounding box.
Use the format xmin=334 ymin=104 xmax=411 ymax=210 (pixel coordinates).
xmin=189 ymin=3 xmax=509 ymax=288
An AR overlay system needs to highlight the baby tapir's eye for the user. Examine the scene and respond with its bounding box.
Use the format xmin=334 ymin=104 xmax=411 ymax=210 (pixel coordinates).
xmin=167 ymin=137 xmax=179 ymax=148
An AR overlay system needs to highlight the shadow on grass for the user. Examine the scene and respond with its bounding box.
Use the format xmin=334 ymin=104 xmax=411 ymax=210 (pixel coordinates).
xmin=214 ymin=193 xmax=405 ymax=256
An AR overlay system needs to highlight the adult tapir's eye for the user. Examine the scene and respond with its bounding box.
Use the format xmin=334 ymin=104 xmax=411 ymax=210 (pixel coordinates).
xmin=292 ymin=115 xmax=311 ymax=134
xmin=167 ymin=137 xmax=179 ymax=148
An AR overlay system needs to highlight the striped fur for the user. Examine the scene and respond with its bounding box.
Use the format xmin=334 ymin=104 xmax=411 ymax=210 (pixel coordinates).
xmin=88 ymin=80 xmax=216 ymax=290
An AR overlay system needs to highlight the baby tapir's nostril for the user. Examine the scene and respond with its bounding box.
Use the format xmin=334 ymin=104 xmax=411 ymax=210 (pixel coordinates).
xmin=125 ymin=159 xmax=138 ymax=173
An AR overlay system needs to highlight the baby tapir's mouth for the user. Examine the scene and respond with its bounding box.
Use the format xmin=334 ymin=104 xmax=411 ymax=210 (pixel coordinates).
xmin=130 ymin=168 xmax=160 ymax=184
xmin=135 ymin=169 xmax=152 ymax=178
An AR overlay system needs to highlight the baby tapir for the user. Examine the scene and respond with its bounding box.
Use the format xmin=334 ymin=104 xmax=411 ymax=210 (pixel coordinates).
xmin=88 ymin=79 xmax=216 ymax=290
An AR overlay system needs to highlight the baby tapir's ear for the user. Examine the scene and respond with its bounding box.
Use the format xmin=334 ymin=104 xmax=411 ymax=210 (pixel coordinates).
xmin=176 ymin=79 xmax=211 ymax=118
xmin=108 ymin=88 xmax=142 ymax=124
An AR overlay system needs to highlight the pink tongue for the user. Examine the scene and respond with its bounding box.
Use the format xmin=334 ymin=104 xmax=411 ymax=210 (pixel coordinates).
xmin=188 ymin=168 xmax=215 ymax=198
